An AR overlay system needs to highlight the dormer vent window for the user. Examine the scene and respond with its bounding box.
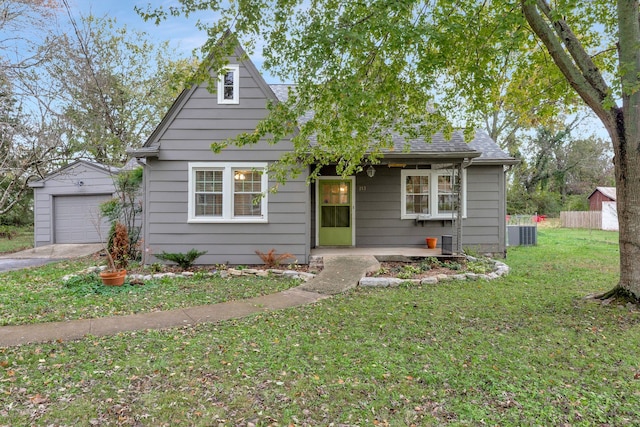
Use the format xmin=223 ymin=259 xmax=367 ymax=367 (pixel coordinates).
xmin=218 ymin=64 xmax=240 ymax=104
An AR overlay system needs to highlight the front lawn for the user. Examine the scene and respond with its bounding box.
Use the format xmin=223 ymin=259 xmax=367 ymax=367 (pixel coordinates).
xmin=0 ymin=226 xmax=33 ymax=254
xmin=2 ymin=228 xmax=639 ymax=426
xmin=0 ymin=260 xmax=302 ymax=326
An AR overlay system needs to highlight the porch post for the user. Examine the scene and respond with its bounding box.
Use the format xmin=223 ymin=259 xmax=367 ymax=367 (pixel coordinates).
xmin=456 ymin=162 xmax=463 ymax=254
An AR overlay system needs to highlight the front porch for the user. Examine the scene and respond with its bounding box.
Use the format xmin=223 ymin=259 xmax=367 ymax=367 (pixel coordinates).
xmin=311 ymin=247 xmax=441 ymax=257
xmin=310 ymin=246 xmax=465 ymax=262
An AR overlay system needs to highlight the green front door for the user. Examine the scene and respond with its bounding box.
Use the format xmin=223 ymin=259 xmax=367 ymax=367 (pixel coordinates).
xmin=318 ymin=179 xmax=353 ymax=246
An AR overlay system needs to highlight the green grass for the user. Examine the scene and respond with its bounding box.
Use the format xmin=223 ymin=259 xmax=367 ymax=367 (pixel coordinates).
xmin=0 ymin=226 xmax=33 ymax=254
xmin=0 ymin=259 xmax=302 ymax=326
xmin=2 ymin=228 xmax=640 ymax=426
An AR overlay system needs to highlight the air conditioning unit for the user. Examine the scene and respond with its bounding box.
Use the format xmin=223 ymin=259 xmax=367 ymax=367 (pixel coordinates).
xmin=519 ymin=225 xmax=537 ymax=246
xmin=507 ymin=225 xmax=537 ymax=246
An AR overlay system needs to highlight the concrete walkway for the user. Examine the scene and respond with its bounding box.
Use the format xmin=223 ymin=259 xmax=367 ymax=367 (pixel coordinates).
xmin=0 ymin=243 xmax=103 ymax=272
xmin=0 ymin=243 xmax=103 ymax=259
xmin=0 ymin=255 xmax=379 ymax=347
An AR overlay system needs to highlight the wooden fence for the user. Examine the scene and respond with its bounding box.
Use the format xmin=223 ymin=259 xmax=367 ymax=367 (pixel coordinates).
xmin=560 ymin=211 xmax=602 ymax=229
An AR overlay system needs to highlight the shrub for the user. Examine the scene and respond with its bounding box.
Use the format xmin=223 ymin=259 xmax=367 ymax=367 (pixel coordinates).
xmin=109 ymin=222 xmax=130 ymax=271
xmin=444 ymin=261 xmax=462 ymax=271
xmin=466 ymin=258 xmax=494 ymax=274
xmin=0 ymin=225 xmax=17 ymax=240
xmin=255 ymin=249 xmax=296 ymax=268
xmin=396 ymin=264 xmax=422 ymax=279
xmin=563 ymin=194 xmax=589 ymax=211
xmin=100 ymin=167 xmax=143 ymax=261
xmin=154 ymin=249 xmax=207 ymax=269
xmin=63 ymin=272 xmax=103 ymax=295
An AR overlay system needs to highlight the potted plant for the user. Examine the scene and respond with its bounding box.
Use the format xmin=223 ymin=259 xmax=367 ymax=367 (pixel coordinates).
xmin=99 ymin=222 xmax=130 ymax=286
xmin=426 ymin=237 xmax=438 ymax=249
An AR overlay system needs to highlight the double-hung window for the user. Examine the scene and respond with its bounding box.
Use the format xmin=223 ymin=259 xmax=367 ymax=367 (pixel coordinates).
xmin=404 ymin=171 xmax=430 ymax=216
xmin=217 ymin=64 xmax=240 ymax=104
xmin=401 ymin=168 xmax=466 ymax=219
xmin=188 ymin=163 xmax=268 ymax=222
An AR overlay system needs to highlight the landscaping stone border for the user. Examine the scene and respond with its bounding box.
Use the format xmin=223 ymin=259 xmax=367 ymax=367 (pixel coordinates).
xmin=63 ymin=256 xmax=508 ymax=289
xmin=62 ymin=266 xmax=316 ymax=283
xmin=359 ymin=256 xmax=510 ymax=288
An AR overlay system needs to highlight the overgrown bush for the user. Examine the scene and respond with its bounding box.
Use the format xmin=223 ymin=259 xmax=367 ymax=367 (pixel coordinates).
xmin=0 ymin=192 xmax=33 ymax=226
xmin=0 ymin=225 xmax=17 ymax=240
xmin=100 ymin=167 xmax=143 ymax=261
xmin=563 ymin=194 xmax=589 ymax=211
xmin=154 ymin=249 xmax=207 ymax=269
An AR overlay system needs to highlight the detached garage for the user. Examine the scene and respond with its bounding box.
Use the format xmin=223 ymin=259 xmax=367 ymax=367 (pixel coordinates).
xmin=29 ymin=160 xmax=119 ymax=247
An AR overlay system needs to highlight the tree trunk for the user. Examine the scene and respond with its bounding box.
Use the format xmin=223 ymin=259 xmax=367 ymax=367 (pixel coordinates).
xmin=521 ymin=0 xmax=640 ymax=300
xmin=612 ymin=108 xmax=640 ymax=299
xmin=612 ymin=0 xmax=640 ymax=299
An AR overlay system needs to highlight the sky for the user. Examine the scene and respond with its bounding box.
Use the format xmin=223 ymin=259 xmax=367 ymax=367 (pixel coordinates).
xmin=67 ymin=0 xmax=209 ymax=55
xmin=65 ymin=0 xmax=281 ymax=82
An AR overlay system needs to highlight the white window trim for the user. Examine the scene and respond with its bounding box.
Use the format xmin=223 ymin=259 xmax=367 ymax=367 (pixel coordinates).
xmin=217 ymin=64 xmax=240 ymax=104
xmin=401 ymin=168 xmax=467 ymax=220
xmin=188 ymin=162 xmax=268 ymax=223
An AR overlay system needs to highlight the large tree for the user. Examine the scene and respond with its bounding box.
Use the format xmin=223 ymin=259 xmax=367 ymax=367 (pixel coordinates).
xmin=0 ymin=0 xmax=65 ymax=217
xmin=37 ymin=13 xmax=198 ymax=165
xmin=141 ymin=1 xmax=637 ymax=299
xmin=0 ymin=2 xmax=196 ymax=218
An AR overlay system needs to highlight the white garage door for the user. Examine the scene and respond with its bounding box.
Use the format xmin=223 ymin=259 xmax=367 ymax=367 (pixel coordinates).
xmin=53 ymin=194 xmax=113 ymax=244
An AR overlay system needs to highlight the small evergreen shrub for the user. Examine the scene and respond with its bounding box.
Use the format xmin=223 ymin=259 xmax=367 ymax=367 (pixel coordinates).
xmin=155 ymin=249 xmax=207 ymax=269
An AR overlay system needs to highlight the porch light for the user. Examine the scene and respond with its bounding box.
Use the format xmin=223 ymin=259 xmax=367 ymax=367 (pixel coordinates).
xmin=366 ymin=165 xmax=376 ymax=178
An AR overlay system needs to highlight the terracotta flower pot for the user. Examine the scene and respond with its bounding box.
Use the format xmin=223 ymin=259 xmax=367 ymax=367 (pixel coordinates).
xmin=426 ymin=237 xmax=438 ymax=249
xmin=100 ymin=270 xmax=127 ymax=286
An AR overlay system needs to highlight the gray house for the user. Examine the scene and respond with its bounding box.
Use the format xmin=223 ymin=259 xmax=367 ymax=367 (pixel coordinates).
xmin=29 ymin=160 xmax=118 ymax=246
xmin=130 ymin=45 xmax=518 ymax=265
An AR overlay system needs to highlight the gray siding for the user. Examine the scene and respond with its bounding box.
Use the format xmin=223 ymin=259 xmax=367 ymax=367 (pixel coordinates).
xmin=143 ymin=159 xmax=310 ymax=265
xmin=329 ymin=165 xmax=507 ymax=255
xmin=142 ymin=57 xmax=311 ymax=265
xmin=31 ymin=162 xmax=116 ymax=247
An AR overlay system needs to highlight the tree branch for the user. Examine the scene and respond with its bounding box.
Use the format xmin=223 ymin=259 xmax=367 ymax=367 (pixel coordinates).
xmin=520 ymin=0 xmax=617 ymax=126
xmin=536 ymin=0 xmax=610 ymax=100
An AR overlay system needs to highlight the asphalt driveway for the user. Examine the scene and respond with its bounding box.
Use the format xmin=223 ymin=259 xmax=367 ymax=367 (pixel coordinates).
xmin=0 ymin=244 xmax=102 ymax=272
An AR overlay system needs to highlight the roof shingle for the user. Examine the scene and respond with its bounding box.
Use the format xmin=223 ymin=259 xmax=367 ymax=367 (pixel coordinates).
xmin=268 ymin=84 xmax=516 ymax=163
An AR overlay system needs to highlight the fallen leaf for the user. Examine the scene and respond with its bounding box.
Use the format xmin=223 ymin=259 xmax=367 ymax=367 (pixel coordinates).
xmin=29 ymin=394 xmax=48 ymax=405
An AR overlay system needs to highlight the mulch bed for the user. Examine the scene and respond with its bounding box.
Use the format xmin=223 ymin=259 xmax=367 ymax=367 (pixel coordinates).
xmin=366 ymin=261 xmax=465 ymax=280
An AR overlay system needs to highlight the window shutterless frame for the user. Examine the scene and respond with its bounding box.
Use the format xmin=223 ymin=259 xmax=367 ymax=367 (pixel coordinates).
xmin=188 ymin=162 xmax=268 ymax=223
xmin=217 ymin=64 xmax=240 ymax=104
xmin=400 ymin=168 xmax=467 ymax=220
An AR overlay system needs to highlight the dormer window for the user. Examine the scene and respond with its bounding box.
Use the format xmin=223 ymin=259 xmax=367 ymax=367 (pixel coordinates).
xmin=217 ymin=64 xmax=240 ymax=104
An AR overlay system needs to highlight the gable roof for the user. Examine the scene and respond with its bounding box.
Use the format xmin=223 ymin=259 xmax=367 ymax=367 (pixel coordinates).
xmin=28 ymin=160 xmax=119 ymax=188
xmin=129 ymin=52 xmax=516 ymax=165
xmin=589 ymin=186 xmax=616 ymax=201
xmin=131 ymin=43 xmax=279 ymax=158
